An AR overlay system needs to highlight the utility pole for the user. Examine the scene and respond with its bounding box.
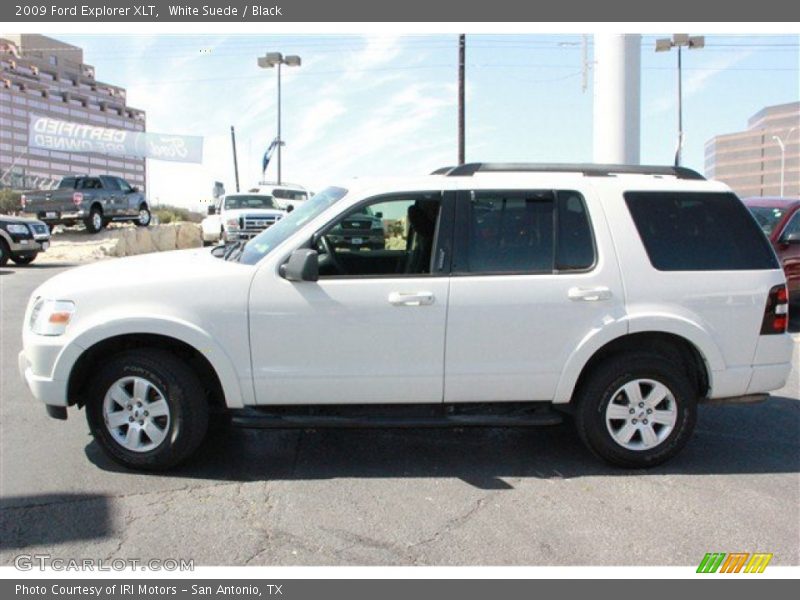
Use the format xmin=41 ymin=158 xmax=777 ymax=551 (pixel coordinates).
xmin=258 ymin=52 xmax=301 ymax=184
xmin=458 ymin=34 xmax=465 ymax=166
xmin=230 ymin=126 xmax=240 ymax=193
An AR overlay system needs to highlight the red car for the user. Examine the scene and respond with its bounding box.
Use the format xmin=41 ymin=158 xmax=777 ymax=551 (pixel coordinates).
xmin=744 ymin=197 xmax=800 ymax=307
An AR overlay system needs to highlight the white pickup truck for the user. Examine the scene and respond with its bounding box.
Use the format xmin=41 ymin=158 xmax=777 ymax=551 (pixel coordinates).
xmin=201 ymin=192 xmax=285 ymax=245
xmin=19 ymin=163 xmax=794 ymax=471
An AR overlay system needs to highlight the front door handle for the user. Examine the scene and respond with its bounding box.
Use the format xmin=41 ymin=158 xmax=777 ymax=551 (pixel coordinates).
xmin=388 ymin=291 xmax=434 ymax=306
xmin=568 ymin=286 xmax=612 ymax=302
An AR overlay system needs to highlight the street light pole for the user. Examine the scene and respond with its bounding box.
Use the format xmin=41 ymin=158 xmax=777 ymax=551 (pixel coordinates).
xmin=772 ymin=127 xmax=796 ymax=197
xmin=258 ymin=52 xmax=301 ymax=185
xmin=655 ymin=34 xmax=704 ymax=167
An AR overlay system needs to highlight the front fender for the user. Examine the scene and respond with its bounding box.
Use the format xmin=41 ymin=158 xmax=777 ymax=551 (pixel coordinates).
xmin=55 ymin=314 xmax=247 ymax=408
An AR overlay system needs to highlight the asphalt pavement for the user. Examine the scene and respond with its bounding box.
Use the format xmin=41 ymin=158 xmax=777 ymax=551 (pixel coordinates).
xmin=1 ymin=263 xmax=798 ymax=566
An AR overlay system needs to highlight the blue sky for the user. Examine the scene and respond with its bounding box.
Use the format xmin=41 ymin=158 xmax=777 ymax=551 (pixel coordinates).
xmin=58 ymin=34 xmax=799 ymax=209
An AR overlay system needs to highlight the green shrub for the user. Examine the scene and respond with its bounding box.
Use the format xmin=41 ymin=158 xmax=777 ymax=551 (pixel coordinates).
xmin=0 ymin=189 xmax=22 ymax=215
xmin=153 ymin=205 xmax=190 ymax=224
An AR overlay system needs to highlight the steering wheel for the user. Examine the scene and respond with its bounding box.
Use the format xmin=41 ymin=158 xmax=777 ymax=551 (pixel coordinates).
xmin=318 ymin=235 xmax=347 ymax=275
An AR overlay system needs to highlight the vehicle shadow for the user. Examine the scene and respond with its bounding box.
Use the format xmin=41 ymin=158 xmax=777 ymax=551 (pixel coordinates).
xmin=0 ymin=494 xmax=111 ymax=550
xmin=85 ymin=395 xmax=800 ymax=489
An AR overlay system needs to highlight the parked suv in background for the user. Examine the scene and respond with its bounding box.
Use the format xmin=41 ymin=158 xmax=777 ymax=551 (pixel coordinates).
xmin=19 ymin=163 xmax=794 ymax=471
xmin=21 ymin=175 xmax=150 ymax=233
xmin=744 ymin=197 xmax=800 ymax=310
xmin=0 ymin=214 xmax=50 ymax=265
xmin=201 ymin=192 xmax=285 ymax=245
xmin=247 ymin=182 xmax=310 ymax=211
xmin=326 ymin=204 xmax=386 ymax=251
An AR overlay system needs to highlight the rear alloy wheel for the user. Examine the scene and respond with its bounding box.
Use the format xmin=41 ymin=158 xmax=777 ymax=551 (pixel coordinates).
xmin=137 ymin=206 xmax=151 ymax=227
xmin=85 ymin=207 xmax=105 ymax=233
xmin=575 ymin=353 xmax=697 ymax=468
xmin=86 ymin=350 xmax=209 ymax=470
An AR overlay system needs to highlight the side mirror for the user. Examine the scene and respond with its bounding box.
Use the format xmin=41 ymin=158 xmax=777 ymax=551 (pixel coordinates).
xmin=375 ymin=211 xmax=383 ymax=219
xmin=781 ymin=231 xmax=800 ymax=244
xmin=286 ymin=204 xmax=294 ymax=213
xmin=130 ymin=186 xmax=139 ymax=193
xmin=280 ymin=249 xmax=319 ymax=282
xmin=208 ymin=205 xmax=216 ymax=216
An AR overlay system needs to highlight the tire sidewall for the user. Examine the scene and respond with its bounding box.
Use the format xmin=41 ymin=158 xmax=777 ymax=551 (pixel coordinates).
xmin=579 ymin=356 xmax=697 ymax=468
xmin=0 ymin=239 xmax=9 ymax=266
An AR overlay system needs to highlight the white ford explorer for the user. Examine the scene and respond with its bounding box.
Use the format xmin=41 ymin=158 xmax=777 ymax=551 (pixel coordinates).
xmin=18 ymin=163 xmax=795 ymax=471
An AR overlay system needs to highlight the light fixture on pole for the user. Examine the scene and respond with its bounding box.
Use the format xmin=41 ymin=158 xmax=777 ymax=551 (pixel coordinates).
xmin=655 ymin=34 xmax=704 ymax=167
xmin=772 ymin=127 xmax=797 ymax=197
xmin=257 ymin=52 xmax=301 ymax=184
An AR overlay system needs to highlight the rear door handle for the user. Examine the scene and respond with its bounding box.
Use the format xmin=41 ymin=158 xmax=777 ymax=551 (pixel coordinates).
xmin=389 ymin=291 xmax=435 ymax=306
xmin=568 ymin=286 xmax=612 ymax=302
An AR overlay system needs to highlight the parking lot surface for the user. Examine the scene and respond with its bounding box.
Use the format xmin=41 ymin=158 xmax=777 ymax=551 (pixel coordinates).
xmin=1 ymin=264 xmax=798 ymax=566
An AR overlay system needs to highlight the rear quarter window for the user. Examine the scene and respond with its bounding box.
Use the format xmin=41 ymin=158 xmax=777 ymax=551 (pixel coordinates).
xmin=624 ymin=191 xmax=778 ymax=271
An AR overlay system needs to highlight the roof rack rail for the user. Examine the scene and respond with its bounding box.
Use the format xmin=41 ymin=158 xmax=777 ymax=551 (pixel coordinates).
xmin=431 ymin=163 xmax=705 ymax=180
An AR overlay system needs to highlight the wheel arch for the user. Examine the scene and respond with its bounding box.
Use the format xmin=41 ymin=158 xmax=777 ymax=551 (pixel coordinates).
xmin=63 ymin=320 xmax=246 ymax=410
xmin=554 ymin=329 xmax=715 ymax=405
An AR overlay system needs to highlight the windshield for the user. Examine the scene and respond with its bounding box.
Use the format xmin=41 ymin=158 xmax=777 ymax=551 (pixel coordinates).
xmin=273 ymin=189 xmax=308 ymax=201
xmin=224 ymin=195 xmax=277 ymax=210
xmin=748 ymin=206 xmax=787 ymax=235
xmin=238 ymin=186 xmax=348 ymax=265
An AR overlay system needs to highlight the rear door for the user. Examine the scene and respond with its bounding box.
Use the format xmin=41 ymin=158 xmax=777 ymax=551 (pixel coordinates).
xmin=444 ymin=187 xmax=625 ymax=402
xmin=98 ymin=176 xmax=122 ymax=214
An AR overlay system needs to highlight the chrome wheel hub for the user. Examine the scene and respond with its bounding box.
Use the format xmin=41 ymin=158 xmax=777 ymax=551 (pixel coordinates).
xmin=605 ymin=378 xmax=677 ymax=451
xmin=103 ymin=376 xmax=170 ymax=452
xmin=139 ymin=209 xmax=150 ymax=225
xmin=93 ymin=213 xmax=102 ymax=229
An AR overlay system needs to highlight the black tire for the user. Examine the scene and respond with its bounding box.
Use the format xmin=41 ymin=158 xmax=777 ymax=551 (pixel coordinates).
xmin=85 ymin=349 xmax=209 ymax=470
xmin=11 ymin=253 xmax=36 ymax=265
xmin=0 ymin=238 xmax=9 ymax=266
xmin=136 ymin=205 xmax=151 ymax=227
xmin=84 ymin=206 xmax=104 ymax=233
xmin=574 ymin=353 xmax=697 ymax=468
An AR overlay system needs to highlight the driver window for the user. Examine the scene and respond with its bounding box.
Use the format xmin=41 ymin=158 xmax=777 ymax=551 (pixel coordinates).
xmin=317 ymin=193 xmax=442 ymax=278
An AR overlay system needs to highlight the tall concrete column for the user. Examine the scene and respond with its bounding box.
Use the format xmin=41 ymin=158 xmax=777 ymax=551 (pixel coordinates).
xmin=593 ymin=34 xmax=641 ymax=165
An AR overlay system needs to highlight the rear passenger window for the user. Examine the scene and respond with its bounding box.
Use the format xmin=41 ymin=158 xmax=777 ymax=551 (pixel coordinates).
xmin=624 ymin=192 xmax=779 ymax=271
xmin=459 ymin=190 xmax=595 ymax=274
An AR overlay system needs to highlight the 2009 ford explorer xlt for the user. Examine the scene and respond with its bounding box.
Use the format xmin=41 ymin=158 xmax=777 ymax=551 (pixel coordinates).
xmin=19 ymin=163 xmax=794 ymax=470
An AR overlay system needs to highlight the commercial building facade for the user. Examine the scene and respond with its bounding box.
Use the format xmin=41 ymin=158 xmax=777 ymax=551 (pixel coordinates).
xmin=0 ymin=34 xmax=146 ymax=192
xmin=705 ymin=101 xmax=799 ymax=198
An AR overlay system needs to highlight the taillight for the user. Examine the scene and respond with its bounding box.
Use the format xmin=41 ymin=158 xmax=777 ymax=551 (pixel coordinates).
xmin=20 ymin=194 xmax=26 ymax=209
xmin=72 ymin=192 xmax=83 ymax=206
xmin=761 ymin=284 xmax=789 ymax=335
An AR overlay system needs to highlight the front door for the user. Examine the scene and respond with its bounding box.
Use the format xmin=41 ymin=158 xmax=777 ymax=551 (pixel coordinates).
xmin=249 ymin=192 xmax=452 ymax=405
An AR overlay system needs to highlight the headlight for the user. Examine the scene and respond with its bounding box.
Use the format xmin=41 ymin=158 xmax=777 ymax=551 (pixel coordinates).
xmin=225 ymin=218 xmax=240 ymax=230
xmin=29 ymin=299 xmax=76 ymax=336
xmin=6 ymin=223 xmax=30 ymax=235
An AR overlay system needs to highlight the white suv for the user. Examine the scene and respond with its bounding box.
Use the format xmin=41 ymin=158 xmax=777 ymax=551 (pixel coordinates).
xmin=19 ymin=163 xmax=794 ymax=470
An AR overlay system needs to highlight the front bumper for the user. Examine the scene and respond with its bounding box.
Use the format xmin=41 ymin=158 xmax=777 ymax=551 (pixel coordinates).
xmin=18 ymin=349 xmax=69 ymax=407
xmin=7 ymin=235 xmax=50 ymax=254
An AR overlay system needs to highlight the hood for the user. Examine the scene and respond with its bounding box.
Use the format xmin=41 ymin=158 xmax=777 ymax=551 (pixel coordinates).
xmin=34 ymin=247 xmax=251 ymax=301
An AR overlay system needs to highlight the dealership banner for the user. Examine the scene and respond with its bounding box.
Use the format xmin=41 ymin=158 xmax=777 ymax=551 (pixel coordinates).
xmin=28 ymin=115 xmax=204 ymax=163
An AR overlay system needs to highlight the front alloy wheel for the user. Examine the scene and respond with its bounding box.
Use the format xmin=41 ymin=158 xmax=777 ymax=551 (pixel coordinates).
xmin=103 ymin=376 xmax=171 ymax=452
xmin=86 ymin=349 xmax=209 ymax=470
xmin=137 ymin=207 xmax=151 ymax=227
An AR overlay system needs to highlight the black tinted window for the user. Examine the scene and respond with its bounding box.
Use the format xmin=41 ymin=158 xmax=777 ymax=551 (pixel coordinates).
xmin=556 ymin=191 xmax=595 ymax=270
xmin=460 ymin=190 xmax=594 ymax=274
xmin=625 ymin=192 xmax=778 ymax=271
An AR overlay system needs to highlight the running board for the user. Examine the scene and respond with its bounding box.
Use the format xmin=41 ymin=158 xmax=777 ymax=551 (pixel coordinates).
xmin=229 ymin=404 xmax=564 ymax=429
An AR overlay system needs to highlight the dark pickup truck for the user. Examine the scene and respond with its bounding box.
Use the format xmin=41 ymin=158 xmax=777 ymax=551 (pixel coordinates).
xmin=21 ymin=175 xmax=151 ymax=233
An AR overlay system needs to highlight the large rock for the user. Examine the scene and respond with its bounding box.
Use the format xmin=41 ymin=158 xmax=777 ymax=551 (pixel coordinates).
xmin=99 ymin=223 xmax=202 ymax=258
